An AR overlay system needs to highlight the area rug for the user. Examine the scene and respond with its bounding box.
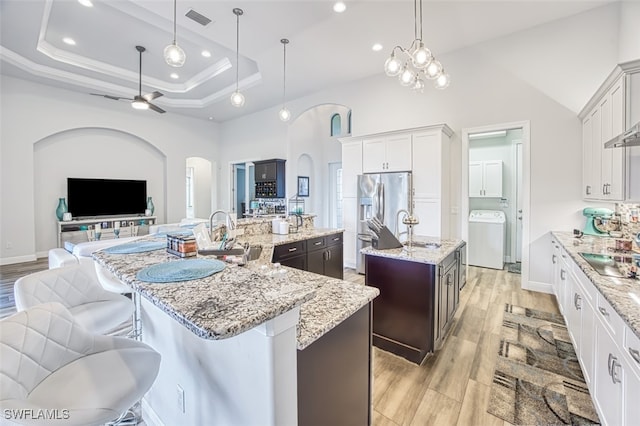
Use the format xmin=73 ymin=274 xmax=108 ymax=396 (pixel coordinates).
xmin=487 ymin=304 xmax=600 ymax=425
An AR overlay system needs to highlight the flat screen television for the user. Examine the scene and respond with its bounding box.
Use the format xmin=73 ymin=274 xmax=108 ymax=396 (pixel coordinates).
xmin=67 ymin=178 xmax=147 ymax=218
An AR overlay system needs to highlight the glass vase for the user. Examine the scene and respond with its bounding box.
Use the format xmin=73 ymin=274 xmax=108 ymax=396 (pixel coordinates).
xmin=147 ymin=197 xmax=155 ymax=215
xmin=55 ymin=198 xmax=68 ymax=221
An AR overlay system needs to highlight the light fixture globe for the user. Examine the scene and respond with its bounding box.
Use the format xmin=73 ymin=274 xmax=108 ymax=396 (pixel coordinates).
xmin=384 ymin=54 xmax=402 ymax=77
xmin=413 ymin=76 xmax=425 ymax=93
xmin=425 ymin=59 xmax=443 ymax=80
xmin=230 ymin=91 xmax=245 ymax=107
xmin=132 ymin=96 xmax=149 ymax=110
xmin=399 ymin=66 xmax=415 ymax=86
xmin=434 ymin=72 xmax=450 ymax=90
xmin=411 ymin=41 xmax=431 ymax=69
xmin=279 ymin=107 xmax=291 ymax=122
xmin=164 ymin=43 xmax=186 ymax=67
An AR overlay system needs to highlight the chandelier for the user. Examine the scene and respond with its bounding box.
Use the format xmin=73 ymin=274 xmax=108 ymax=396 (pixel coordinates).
xmin=383 ymin=0 xmax=450 ymax=91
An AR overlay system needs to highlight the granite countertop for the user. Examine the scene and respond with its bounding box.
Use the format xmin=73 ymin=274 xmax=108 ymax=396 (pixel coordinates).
xmin=551 ymin=231 xmax=640 ymax=340
xmin=361 ymin=235 xmax=466 ymax=265
xmin=93 ymin=227 xmax=377 ymax=350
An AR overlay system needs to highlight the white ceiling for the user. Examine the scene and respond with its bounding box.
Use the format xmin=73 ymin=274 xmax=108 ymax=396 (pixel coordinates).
xmin=0 ymin=0 xmax=612 ymax=122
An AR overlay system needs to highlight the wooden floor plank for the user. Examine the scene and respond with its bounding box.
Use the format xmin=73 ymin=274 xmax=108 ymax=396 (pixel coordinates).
xmin=409 ymin=389 xmax=461 ymax=426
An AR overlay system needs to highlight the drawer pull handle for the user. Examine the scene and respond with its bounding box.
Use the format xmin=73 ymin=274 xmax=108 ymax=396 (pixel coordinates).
xmin=574 ymin=293 xmax=581 ymax=310
xmin=611 ymin=358 xmax=622 ymax=384
xmin=560 ymin=270 xmax=566 ymax=280
xmin=608 ymin=353 xmax=614 ymax=375
xmin=552 ymin=254 xmax=557 ymax=264
xmin=288 ymin=247 xmax=297 ymax=252
xmin=314 ymin=241 xmax=323 ymax=246
xmin=332 ymin=237 xmax=340 ymax=241
xmin=598 ymin=307 xmax=609 ymax=317
xmin=630 ymin=348 xmax=640 ymax=364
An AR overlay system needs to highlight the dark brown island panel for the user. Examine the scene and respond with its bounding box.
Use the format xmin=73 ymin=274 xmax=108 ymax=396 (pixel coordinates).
xmin=365 ymin=243 xmax=465 ymax=364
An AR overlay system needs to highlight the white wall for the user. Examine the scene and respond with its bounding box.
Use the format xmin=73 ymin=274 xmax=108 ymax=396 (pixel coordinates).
xmin=0 ymin=75 xmax=218 ymax=263
xmin=618 ymin=2 xmax=640 ymax=64
xmin=217 ymin=4 xmax=626 ymax=285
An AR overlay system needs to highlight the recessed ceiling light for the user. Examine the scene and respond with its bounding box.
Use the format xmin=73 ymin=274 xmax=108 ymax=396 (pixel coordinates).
xmin=333 ymin=2 xmax=346 ymax=13
xmin=372 ymin=43 xmax=383 ymax=52
xmin=78 ymin=0 xmax=93 ymax=7
xmin=208 ymin=116 xmax=214 ymax=120
xmin=62 ymin=37 xmax=76 ymax=46
xmin=201 ymin=50 xmax=211 ymax=58
xmin=170 ymin=73 xmax=179 ymax=79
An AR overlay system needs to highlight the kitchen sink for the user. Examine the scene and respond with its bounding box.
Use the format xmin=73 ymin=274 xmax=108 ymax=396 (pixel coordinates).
xmin=578 ymin=252 xmax=630 ymax=278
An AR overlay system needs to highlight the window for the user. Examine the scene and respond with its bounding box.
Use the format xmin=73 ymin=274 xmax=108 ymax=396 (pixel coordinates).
xmin=330 ymin=113 xmax=341 ymax=136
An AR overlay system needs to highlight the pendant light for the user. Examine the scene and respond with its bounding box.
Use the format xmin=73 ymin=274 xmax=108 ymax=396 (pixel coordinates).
xmin=278 ymin=38 xmax=291 ymax=122
xmin=164 ymin=0 xmax=186 ymax=67
xmin=230 ymin=8 xmax=245 ymax=108
xmin=383 ymin=0 xmax=450 ymax=91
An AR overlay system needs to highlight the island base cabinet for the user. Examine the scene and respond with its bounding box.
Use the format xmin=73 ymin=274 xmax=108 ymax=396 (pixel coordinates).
xmin=139 ymin=298 xmax=300 ymax=426
xmin=365 ymin=255 xmax=436 ymax=364
xmin=297 ymin=304 xmax=372 ymax=426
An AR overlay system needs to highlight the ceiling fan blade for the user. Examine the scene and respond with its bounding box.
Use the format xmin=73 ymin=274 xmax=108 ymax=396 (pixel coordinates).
xmin=90 ymin=93 xmax=132 ymax=101
xmin=143 ymin=91 xmax=163 ymax=101
xmin=147 ymin=102 xmax=166 ymax=114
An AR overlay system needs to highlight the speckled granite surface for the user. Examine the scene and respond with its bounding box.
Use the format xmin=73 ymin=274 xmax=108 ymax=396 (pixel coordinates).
xmin=93 ymin=228 xmax=377 ymax=350
xmin=552 ymin=231 xmax=640 ymax=340
xmin=361 ymin=236 xmax=466 ymax=265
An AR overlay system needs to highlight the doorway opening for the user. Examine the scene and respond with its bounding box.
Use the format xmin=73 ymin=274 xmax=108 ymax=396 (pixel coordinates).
xmin=185 ymin=157 xmax=213 ymax=220
xmin=230 ymin=161 xmax=255 ymax=218
xmin=461 ymin=121 xmax=530 ymax=288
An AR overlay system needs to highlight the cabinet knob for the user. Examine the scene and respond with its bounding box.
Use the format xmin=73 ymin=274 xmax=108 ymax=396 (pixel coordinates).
xmin=598 ymin=306 xmax=609 ymax=317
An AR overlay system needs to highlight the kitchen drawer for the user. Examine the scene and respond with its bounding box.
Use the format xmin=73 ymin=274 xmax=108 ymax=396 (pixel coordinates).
xmin=307 ymin=236 xmax=326 ymax=252
xmin=326 ymin=233 xmax=343 ymax=247
xmin=272 ymin=240 xmax=307 ymax=261
xmin=595 ymin=293 xmax=625 ymax=345
xmin=573 ymin=263 xmax=597 ymax=304
xmin=623 ymin=326 xmax=640 ymax=374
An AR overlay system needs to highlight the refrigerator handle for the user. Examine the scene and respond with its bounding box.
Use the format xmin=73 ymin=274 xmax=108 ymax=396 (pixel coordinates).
xmin=378 ymin=183 xmax=385 ymax=222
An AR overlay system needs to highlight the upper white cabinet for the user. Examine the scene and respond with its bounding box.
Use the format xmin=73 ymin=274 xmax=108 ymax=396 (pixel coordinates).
xmin=581 ymin=74 xmax=625 ymax=200
xmin=362 ymin=133 xmax=412 ymax=173
xmin=469 ymin=160 xmax=502 ymax=198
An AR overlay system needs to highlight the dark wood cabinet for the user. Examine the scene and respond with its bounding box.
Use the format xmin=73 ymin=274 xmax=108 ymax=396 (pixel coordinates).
xmin=272 ymin=232 xmax=343 ymax=280
xmin=254 ymin=159 xmax=286 ymax=198
xmin=365 ymin=245 xmax=464 ymax=364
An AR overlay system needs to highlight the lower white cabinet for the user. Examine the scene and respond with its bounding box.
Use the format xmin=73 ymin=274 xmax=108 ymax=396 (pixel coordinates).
xmin=342 ymin=197 xmax=358 ymax=268
xmin=552 ymin=236 xmax=640 ymax=426
xmin=594 ymin=318 xmax=624 ymax=426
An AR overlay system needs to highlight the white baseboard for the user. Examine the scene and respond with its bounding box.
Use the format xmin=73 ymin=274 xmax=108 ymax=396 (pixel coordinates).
xmin=0 ymin=254 xmax=37 ymax=265
xmin=36 ymin=251 xmax=49 ymax=259
xmin=522 ymin=280 xmax=553 ymax=294
xmin=141 ymin=398 xmax=164 ymax=426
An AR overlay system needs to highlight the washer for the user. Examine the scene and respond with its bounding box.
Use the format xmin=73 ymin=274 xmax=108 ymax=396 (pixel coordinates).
xmin=468 ymin=210 xmax=506 ymax=270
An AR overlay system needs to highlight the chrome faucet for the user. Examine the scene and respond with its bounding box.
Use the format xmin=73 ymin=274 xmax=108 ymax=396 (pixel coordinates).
xmin=395 ymin=209 xmax=410 ymax=240
xmin=209 ymin=210 xmax=236 ymax=245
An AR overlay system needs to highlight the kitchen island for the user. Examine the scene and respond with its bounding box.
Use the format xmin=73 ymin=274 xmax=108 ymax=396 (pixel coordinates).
xmin=362 ymin=236 xmax=466 ymax=364
xmin=93 ymin=226 xmax=378 ymax=426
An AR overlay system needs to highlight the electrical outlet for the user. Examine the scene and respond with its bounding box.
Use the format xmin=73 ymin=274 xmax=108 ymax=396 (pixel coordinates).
xmin=177 ymin=385 xmax=185 ymax=413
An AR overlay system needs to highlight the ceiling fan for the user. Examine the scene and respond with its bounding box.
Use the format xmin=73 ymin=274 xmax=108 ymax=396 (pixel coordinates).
xmin=91 ymin=45 xmax=165 ymax=114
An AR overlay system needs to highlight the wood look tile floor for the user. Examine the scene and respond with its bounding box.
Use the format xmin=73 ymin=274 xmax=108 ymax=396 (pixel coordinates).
xmin=347 ymin=265 xmax=560 ymax=426
xmin=3 ymin=261 xmax=559 ymax=425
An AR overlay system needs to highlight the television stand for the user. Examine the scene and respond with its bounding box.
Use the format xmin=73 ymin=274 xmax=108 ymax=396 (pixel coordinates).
xmin=57 ymin=215 xmax=157 ymax=248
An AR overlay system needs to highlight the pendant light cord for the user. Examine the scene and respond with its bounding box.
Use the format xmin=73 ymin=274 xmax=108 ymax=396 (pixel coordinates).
xmin=282 ymin=41 xmax=287 ymax=105
xmin=172 ymin=0 xmax=177 ymax=44
xmin=413 ymin=0 xmax=423 ymax=41
xmin=236 ymin=11 xmax=240 ymax=91
xmin=138 ymin=49 xmax=142 ymax=96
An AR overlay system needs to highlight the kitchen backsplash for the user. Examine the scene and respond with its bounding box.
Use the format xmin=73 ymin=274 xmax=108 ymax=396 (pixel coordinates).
xmin=615 ymin=202 xmax=640 ymax=241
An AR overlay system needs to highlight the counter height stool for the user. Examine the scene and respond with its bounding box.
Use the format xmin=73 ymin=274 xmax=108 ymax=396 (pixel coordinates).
xmin=14 ymin=262 xmax=133 ymax=336
xmin=0 ymin=302 xmax=161 ymax=426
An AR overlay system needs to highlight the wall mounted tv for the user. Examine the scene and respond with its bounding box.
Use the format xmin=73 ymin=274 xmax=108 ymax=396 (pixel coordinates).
xmin=67 ymin=178 xmax=147 ymax=218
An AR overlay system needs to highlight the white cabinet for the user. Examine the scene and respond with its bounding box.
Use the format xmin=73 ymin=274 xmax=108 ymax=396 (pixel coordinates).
xmin=342 ymin=197 xmax=358 ymax=268
xmin=342 ymin=140 xmax=362 ymax=198
xmin=411 ymin=127 xmax=453 ymax=238
xmin=469 ymin=160 xmax=502 ymax=197
xmin=581 ymin=74 xmax=626 ymax=200
xmin=594 ymin=318 xmax=624 ymax=426
xmin=362 ymin=133 xmax=412 ymax=173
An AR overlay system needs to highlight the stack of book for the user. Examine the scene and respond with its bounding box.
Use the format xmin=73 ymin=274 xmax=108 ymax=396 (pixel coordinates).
xmin=167 ymin=233 xmax=197 ymax=258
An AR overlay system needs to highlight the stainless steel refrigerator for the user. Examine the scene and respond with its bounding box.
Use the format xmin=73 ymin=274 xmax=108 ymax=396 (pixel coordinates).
xmin=356 ymin=172 xmax=412 ymax=274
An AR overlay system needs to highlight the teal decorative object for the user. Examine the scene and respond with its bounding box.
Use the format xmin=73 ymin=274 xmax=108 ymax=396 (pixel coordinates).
xmin=55 ymin=198 xmax=68 ymax=221
xmin=147 ymin=196 xmax=155 ymax=215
